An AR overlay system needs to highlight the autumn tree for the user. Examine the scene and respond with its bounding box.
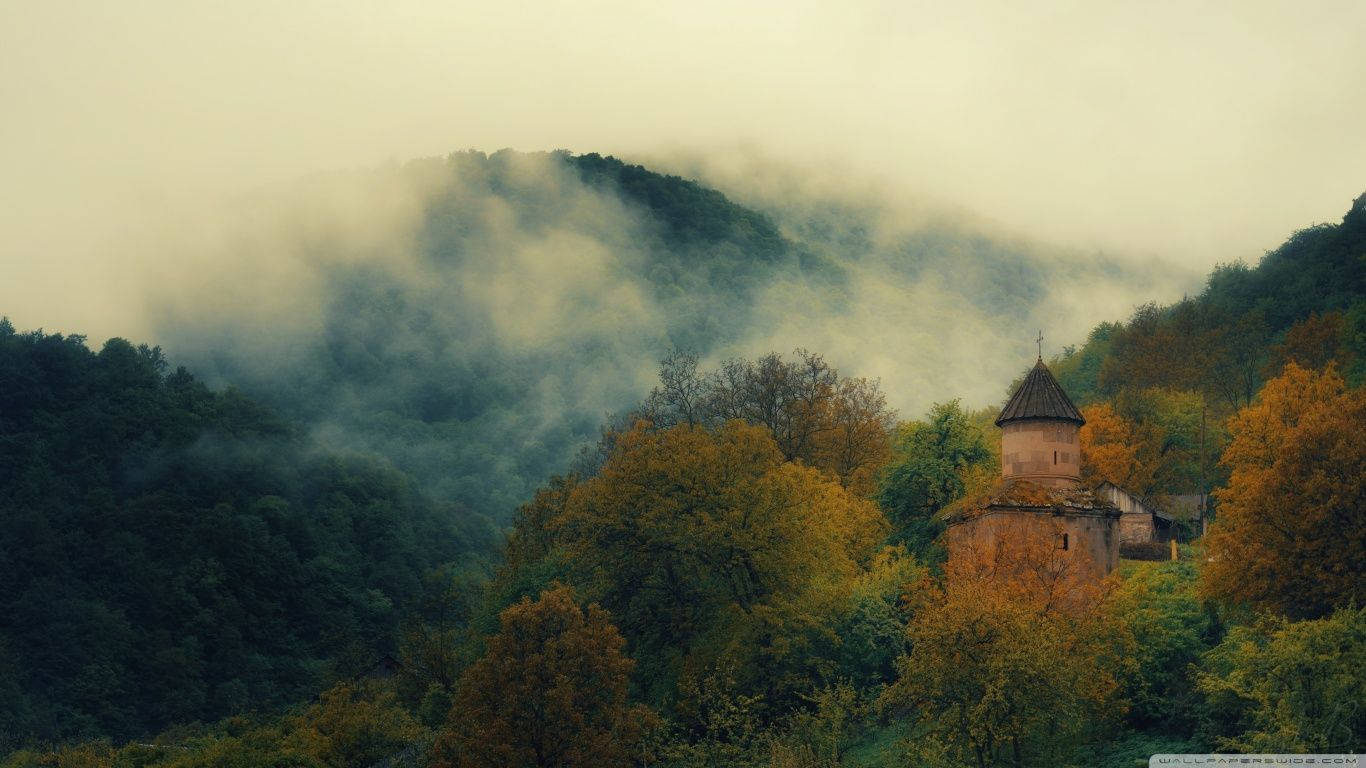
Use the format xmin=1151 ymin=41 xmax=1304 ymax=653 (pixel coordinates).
xmin=430 ymin=585 xmax=651 ymax=768
xmin=293 ymin=680 xmax=423 ymax=767
xmin=1263 ymin=310 xmax=1348 ymax=376
xmin=553 ymin=421 xmax=887 ymax=706
xmin=1079 ymin=402 xmax=1155 ymax=493
xmin=814 ymin=375 xmax=896 ymax=495
xmin=1202 ymin=363 xmax=1366 ymax=618
xmin=707 ymin=351 xmax=838 ymax=462
xmin=876 ymin=400 xmax=993 ymax=560
xmin=881 ymin=526 xmax=1125 ymax=768
xmin=502 ymin=474 xmax=578 ymax=573
xmin=1080 ymin=388 xmax=1223 ymax=498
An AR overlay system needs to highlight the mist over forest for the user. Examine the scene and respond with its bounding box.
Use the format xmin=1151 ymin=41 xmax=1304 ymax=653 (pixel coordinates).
xmin=5 ymin=2 xmax=1366 ymax=762
xmin=142 ymin=149 xmax=1198 ymax=524
xmin=3 ymin=153 xmax=1365 ymax=763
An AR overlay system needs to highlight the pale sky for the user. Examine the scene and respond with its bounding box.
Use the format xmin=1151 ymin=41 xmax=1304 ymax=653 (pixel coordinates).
xmin=2 ymin=0 xmax=1365 ymax=340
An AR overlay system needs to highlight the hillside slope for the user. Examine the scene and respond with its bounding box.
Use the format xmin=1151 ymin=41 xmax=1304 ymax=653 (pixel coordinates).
xmin=0 ymin=326 xmax=496 ymax=744
xmin=154 ymin=150 xmax=1186 ymax=524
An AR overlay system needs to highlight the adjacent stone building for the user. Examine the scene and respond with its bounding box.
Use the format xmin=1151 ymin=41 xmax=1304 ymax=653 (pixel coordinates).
xmin=945 ymin=357 xmax=1122 ymax=581
xmin=1098 ymin=481 xmax=1174 ymax=545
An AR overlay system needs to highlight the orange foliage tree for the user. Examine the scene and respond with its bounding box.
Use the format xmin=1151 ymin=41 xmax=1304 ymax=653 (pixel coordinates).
xmin=1079 ymin=402 xmax=1157 ymax=493
xmin=430 ymin=585 xmax=652 ymax=768
xmin=1202 ymin=363 xmax=1366 ymax=618
xmin=882 ymin=525 xmax=1126 ymax=767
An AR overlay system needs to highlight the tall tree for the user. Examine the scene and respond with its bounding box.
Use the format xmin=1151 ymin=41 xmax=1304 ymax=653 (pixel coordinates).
xmin=640 ymin=349 xmax=895 ymax=490
xmin=881 ymin=525 xmax=1124 ymax=768
xmin=553 ymin=421 xmax=887 ymax=705
xmin=430 ymin=586 xmax=651 ymax=768
xmin=876 ymin=400 xmax=993 ymax=560
xmin=814 ymin=375 xmax=895 ymax=496
xmin=1202 ymin=363 xmax=1366 ymax=618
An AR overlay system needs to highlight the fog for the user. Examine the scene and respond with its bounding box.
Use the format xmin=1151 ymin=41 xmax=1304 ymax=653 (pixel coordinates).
xmin=2 ymin=1 xmax=1364 ymax=517
xmin=115 ymin=148 xmax=1191 ymax=518
xmin=4 ymin=2 xmax=1365 ymax=340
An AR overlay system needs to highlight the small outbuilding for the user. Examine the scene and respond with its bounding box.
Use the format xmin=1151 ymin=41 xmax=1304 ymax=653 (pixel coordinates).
xmin=1096 ymin=481 xmax=1175 ymax=545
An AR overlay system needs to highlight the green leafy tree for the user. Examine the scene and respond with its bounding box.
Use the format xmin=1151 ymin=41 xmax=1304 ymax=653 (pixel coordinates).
xmin=876 ymin=401 xmax=993 ymax=561
xmin=1197 ymin=607 xmax=1366 ymax=753
xmin=1107 ymin=561 xmax=1221 ymax=730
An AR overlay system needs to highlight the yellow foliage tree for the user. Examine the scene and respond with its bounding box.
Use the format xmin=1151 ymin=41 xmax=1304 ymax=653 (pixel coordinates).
xmin=1202 ymin=363 xmax=1366 ymax=618
xmin=1079 ymin=402 xmax=1158 ymax=493
xmin=554 ymin=420 xmax=888 ymax=706
xmin=291 ymin=680 xmax=423 ymax=767
xmin=811 ymin=376 xmax=895 ymax=496
xmin=882 ymin=527 xmax=1126 ymax=767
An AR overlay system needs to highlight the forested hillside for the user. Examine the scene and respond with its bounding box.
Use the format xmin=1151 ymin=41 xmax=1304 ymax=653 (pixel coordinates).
xmin=153 ymin=150 xmax=818 ymax=525
xmin=0 ymin=325 xmax=496 ymax=744
xmin=1047 ymin=193 xmax=1366 ymax=500
xmin=1 ymin=159 xmax=1362 ymax=765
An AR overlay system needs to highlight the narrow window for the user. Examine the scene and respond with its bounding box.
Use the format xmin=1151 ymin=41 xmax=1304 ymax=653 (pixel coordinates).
xmin=1061 ymin=533 xmax=1069 ymax=551
xmin=1053 ymin=450 xmax=1058 ymax=465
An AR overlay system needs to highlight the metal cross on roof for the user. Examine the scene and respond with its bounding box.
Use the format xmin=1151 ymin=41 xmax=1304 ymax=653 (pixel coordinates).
xmin=1036 ymin=330 xmax=1043 ymax=360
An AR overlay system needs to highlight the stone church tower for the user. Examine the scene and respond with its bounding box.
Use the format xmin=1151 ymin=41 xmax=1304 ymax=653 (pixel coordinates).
xmin=998 ymin=357 xmax=1085 ymax=487
xmin=945 ymin=356 xmax=1121 ymax=580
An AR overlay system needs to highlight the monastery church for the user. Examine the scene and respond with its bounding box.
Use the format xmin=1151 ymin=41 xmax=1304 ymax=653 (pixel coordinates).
xmin=945 ymin=354 xmax=1124 ymax=581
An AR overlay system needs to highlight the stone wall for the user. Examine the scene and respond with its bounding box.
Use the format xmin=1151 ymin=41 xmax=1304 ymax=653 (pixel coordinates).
xmin=945 ymin=507 xmax=1119 ymax=581
xmin=1118 ymin=511 xmax=1156 ymax=545
xmin=1000 ymin=419 xmax=1081 ymax=488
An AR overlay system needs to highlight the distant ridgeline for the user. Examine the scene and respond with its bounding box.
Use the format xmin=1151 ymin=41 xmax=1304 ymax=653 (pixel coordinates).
xmin=1051 ymin=193 xmax=1366 ymax=408
xmin=0 ymin=325 xmax=498 ymax=744
xmin=156 ymin=150 xmax=1115 ymax=529
xmin=154 ymin=151 xmax=830 ymax=529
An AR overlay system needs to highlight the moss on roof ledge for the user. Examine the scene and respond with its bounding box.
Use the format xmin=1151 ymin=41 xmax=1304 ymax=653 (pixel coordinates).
xmin=944 ymin=479 xmax=1120 ymax=524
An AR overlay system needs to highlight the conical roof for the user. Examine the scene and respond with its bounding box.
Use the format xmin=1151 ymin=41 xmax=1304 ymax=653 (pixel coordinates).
xmin=995 ymin=358 xmax=1085 ymax=426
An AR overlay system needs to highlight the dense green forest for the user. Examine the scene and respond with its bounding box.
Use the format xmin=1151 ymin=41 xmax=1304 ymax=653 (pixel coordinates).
xmin=1 ymin=158 xmax=1363 ymax=766
xmin=0 ymin=325 xmax=497 ymax=744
